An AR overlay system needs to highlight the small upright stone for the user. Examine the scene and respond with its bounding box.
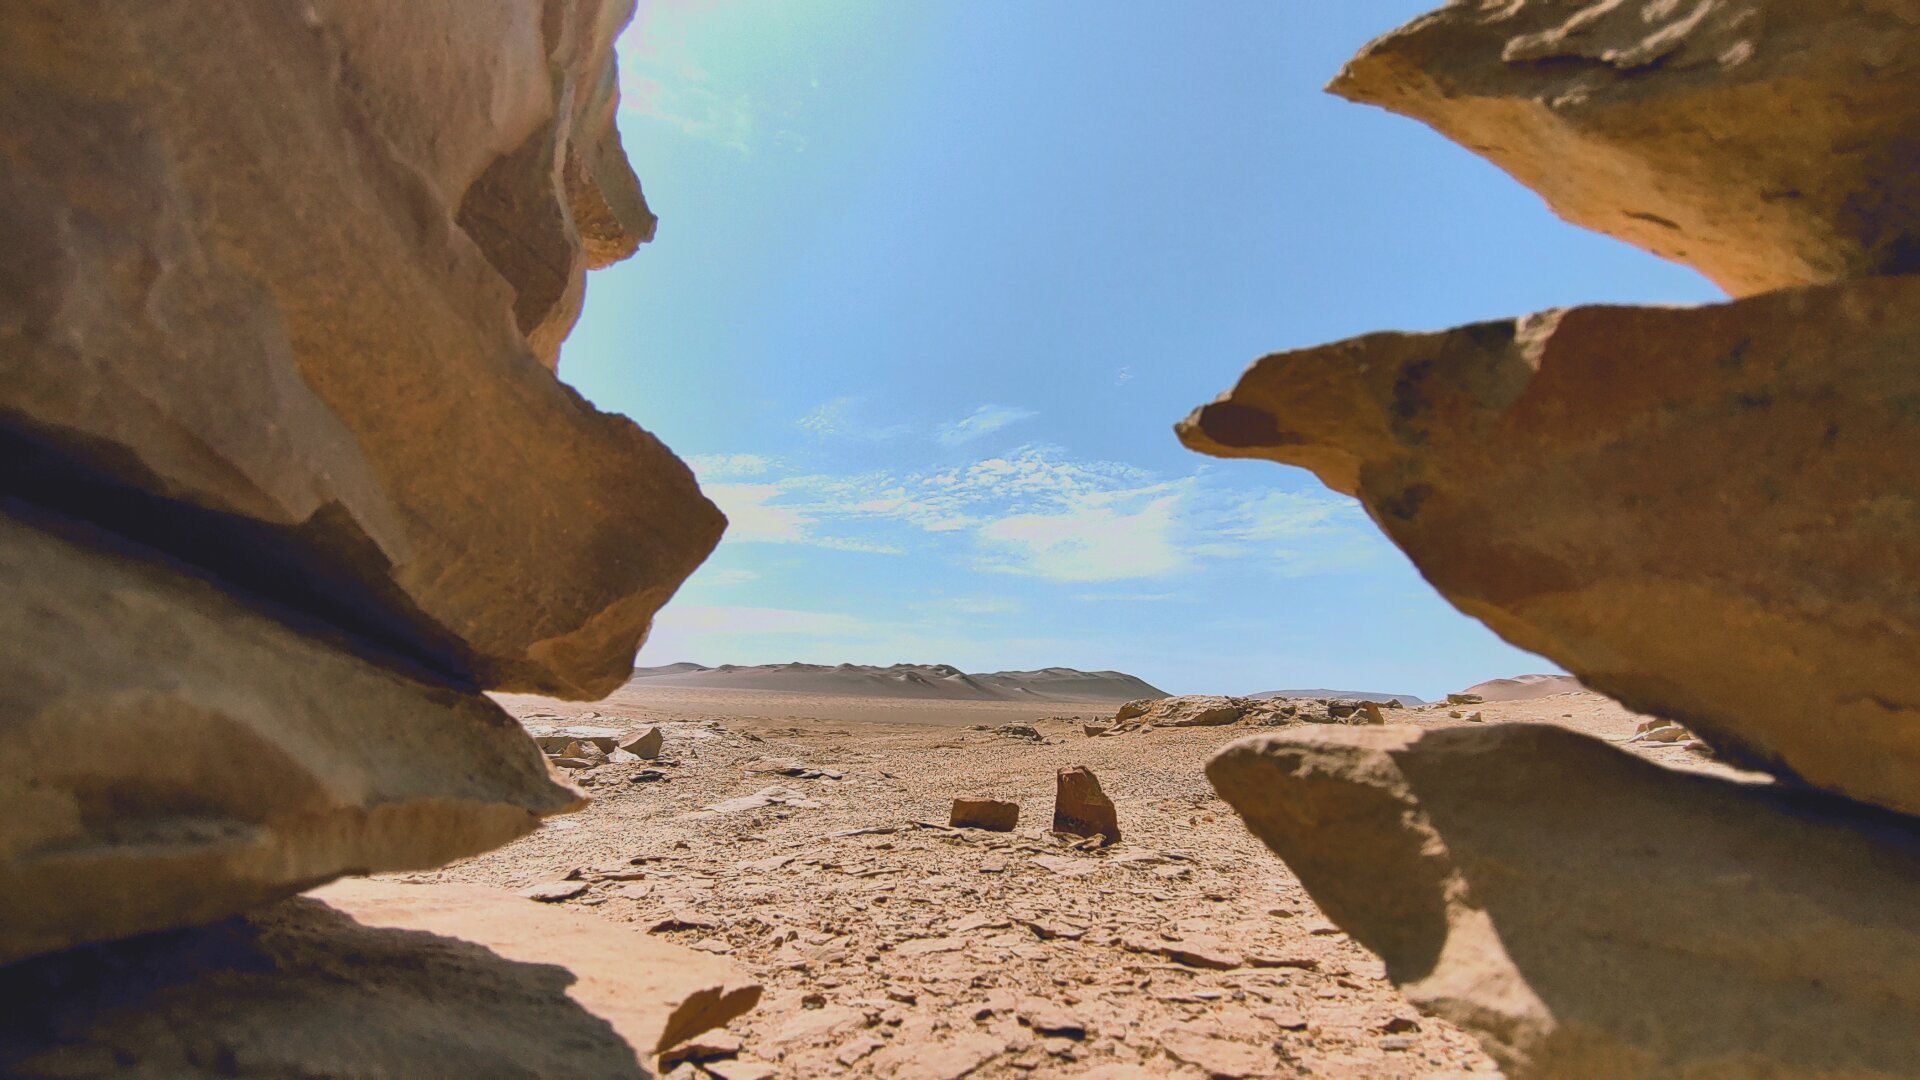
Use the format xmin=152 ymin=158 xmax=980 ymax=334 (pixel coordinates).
xmin=950 ymin=798 xmax=1020 ymax=832
xmin=622 ymin=727 xmax=665 ymax=760
xmin=1053 ymin=767 xmax=1120 ymax=845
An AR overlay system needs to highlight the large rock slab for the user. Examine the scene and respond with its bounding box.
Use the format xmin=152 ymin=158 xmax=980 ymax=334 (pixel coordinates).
xmin=0 ymin=880 xmax=761 ymax=1076
xmin=1335 ymin=1 xmax=1920 ymax=295
xmin=0 ymin=0 xmax=721 ymax=699
xmin=1207 ymin=724 xmax=1920 ymax=1078
xmin=1180 ymin=274 xmax=1920 ymax=816
xmin=0 ymin=513 xmax=582 ymax=965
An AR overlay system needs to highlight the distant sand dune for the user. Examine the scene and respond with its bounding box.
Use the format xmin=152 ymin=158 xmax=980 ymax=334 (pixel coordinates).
xmin=1458 ymin=674 xmax=1583 ymax=702
xmin=626 ymin=662 xmax=1167 ymax=703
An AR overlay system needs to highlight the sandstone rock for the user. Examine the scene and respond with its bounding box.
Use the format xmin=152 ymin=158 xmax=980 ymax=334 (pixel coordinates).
xmin=1445 ymin=694 xmax=1483 ymax=707
xmin=0 ymin=880 xmax=759 ymax=1076
xmin=623 ymin=726 xmax=666 ymax=760
xmin=1358 ymin=701 xmax=1387 ymax=725
xmin=1161 ymin=1033 xmax=1275 ymax=1079
xmin=0 ymin=0 xmax=722 ymax=699
xmin=950 ymin=798 xmax=1021 ymax=832
xmin=1333 ymin=1 xmax=1920 ymax=295
xmin=997 ymin=723 xmax=1043 ymax=741
xmin=1208 ymin=724 xmax=1920 ymax=1078
xmin=1053 ymin=767 xmax=1121 ymax=845
xmin=1181 ymin=275 xmax=1920 ymax=816
xmin=531 ymin=727 xmax=625 ymax=754
xmin=0 ymin=515 xmax=582 ymax=966
xmin=1123 ymin=695 xmax=1247 ymax=727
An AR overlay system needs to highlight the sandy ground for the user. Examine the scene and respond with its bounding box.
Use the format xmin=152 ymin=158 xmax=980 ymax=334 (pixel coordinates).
xmin=426 ymin=687 xmax=1747 ymax=1078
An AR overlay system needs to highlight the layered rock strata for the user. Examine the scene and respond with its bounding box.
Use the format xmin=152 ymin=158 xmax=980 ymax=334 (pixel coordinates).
xmin=1333 ymin=0 xmax=1920 ymax=295
xmin=0 ymin=0 xmax=721 ymax=963
xmin=1207 ymin=725 xmax=1920 ymax=1078
xmin=1181 ymin=275 xmax=1920 ymax=815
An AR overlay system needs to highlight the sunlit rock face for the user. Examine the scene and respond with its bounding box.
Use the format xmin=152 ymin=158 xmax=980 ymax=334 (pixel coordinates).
xmin=0 ymin=0 xmax=722 ymax=962
xmin=1182 ymin=276 xmax=1920 ymax=817
xmin=1188 ymin=3 xmax=1920 ymax=1073
xmin=1332 ymin=0 xmax=1920 ymax=296
xmin=0 ymin=0 xmax=722 ymax=701
xmin=1209 ymin=725 xmax=1920 ymax=1079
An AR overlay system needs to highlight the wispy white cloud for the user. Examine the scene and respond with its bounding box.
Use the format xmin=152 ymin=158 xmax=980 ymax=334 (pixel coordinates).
xmin=935 ymin=405 xmax=1038 ymax=447
xmin=685 ymin=444 xmax=1376 ymax=582
xmin=797 ymin=397 xmax=913 ymax=441
xmin=685 ymin=453 xmax=777 ymax=480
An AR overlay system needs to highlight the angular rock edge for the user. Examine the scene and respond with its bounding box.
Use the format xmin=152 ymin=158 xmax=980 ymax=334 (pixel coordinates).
xmin=0 ymin=511 xmax=583 ymax=965
xmin=0 ymin=0 xmax=723 ymax=699
xmin=1207 ymin=724 xmax=1920 ymax=1078
xmin=1179 ymin=274 xmax=1920 ymax=817
xmin=1331 ymin=1 xmax=1920 ymax=295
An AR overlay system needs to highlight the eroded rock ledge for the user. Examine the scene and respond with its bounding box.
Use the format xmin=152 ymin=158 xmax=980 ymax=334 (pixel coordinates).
xmin=1208 ymin=725 xmax=1920 ymax=1078
xmin=1180 ymin=274 xmax=1920 ymax=816
xmin=0 ymin=0 xmax=723 ymax=965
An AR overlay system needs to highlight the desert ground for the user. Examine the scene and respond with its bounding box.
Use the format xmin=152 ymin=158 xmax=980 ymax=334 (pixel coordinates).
xmin=404 ymin=681 xmax=1750 ymax=1079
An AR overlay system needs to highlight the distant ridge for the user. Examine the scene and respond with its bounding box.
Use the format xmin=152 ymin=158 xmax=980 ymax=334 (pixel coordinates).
xmin=1249 ymin=688 xmax=1429 ymax=706
xmin=627 ymin=662 xmax=1168 ymax=703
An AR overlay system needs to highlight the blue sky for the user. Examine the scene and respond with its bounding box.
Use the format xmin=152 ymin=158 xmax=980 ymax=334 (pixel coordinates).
xmin=568 ymin=1 xmax=1721 ymax=698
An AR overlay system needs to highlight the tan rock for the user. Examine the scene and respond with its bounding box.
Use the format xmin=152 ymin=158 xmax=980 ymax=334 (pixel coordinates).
xmin=1333 ymin=1 xmax=1920 ymax=296
xmin=950 ymin=798 xmax=1021 ymax=832
xmin=1161 ymin=1032 xmax=1275 ymax=1079
xmin=0 ymin=516 xmax=581 ymax=966
xmin=1181 ymin=276 xmax=1920 ymax=816
xmin=1207 ymin=724 xmax=1920 ymax=1078
xmin=1053 ymin=766 xmax=1121 ymax=844
xmin=1122 ymin=695 xmax=1247 ymax=727
xmin=0 ymin=0 xmax=722 ymax=699
xmin=0 ymin=880 xmax=759 ymax=1076
xmin=623 ymin=726 xmax=666 ymax=760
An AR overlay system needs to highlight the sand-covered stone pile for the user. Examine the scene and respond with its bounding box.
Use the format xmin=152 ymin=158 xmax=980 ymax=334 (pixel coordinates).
xmin=1181 ymin=2 xmax=1920 ymax=1075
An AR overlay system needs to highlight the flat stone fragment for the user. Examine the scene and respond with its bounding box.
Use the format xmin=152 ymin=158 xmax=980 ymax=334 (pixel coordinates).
xmin=0 ymin=515 xmax=582 ymax=966
xmin=1332 ymin=1 xmax=1920 ymax=295
xmin=1181 ymin=276 xmax=1920 ymax=817
xmin=1053 ymin=766 xmax=1121 ymax=844
xmin=1208 ymin=724 xmax=1920 ymax=1078
xmin=949 ymin=797 xmax=1021 ymax=831
xmin=0 ymin=881 xmax=760 ymax=1076
xmin=1161 ymin=1033 xmax=1276 ymax=1079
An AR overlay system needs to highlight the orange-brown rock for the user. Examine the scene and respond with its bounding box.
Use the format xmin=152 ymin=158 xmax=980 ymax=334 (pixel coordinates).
xmin=0 ymin=514 xmax=583 ymax=965
xmin=1334 ymin=1 xmax=1920 ymax=295
xmin=1207 ymin=724 xmax=1920 ymax=1078
xmin=1053 ymin=766 xmax=1120 ymax=844
xmin=950 ymin=798 xmax=1021 ymax=832
xmin=0 ymin=0 xmax=721 ymax=699
xmin=0 ymin=880 xmax=761 ymax=1076
xmin=1181 ymin=275 xmax=1920 ymax=816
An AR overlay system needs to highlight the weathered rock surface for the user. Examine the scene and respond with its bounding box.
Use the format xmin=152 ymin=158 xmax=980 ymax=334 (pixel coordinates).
xmin=1207 ymin=723 xmax=1920 ymax=1078
xmin=0 ymin=513 xmax=583 ymax=966
xmin=1334 ymin=1 xmax=1920 ymax=295
xmin=1181 ymin=275 xmax=1920 ymax=816
xmin=0 ymin=0 xmax=722 ymax=699
xmin=1053 ymin=767 xmax=1120 ymax=844
xmin=0 ymin=880 xmax=761 ymax=1076
xmin=950 ymin=798 xmax=1021 ymax=832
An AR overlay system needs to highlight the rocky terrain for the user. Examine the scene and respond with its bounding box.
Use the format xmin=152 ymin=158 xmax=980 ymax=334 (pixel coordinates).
xmin=8 ymin=1 xmax=1920 ymax=1077
xmin=1180 ymin=2 xmax=1920 ymax=1074
xmin=393 ymin=685 xmax=1693 ymax=1079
